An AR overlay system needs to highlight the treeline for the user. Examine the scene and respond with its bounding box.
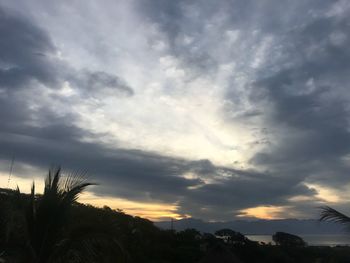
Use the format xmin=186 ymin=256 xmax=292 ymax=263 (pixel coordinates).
xmin=1 ymin=169 xmax=350 ymax=263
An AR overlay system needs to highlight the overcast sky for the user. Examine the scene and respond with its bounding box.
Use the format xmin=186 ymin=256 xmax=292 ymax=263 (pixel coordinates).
xmin=1 ymin=0 xmax=350 ymax=221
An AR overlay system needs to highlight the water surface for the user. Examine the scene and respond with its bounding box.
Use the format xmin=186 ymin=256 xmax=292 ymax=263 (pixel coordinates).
xmin=246 ymin=235 xmax=350 ymax=246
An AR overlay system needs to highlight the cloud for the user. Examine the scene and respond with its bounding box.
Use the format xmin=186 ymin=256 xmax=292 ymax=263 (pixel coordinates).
xmin=134 ymin=0 xmax=350 ymax=218
xmin=70 ymin=70 xmax=134 ymax=99
xmin=0 ymin=4 xmax=133 ymax=137
xmin=0 ymin=128 xmax=317 ymax=220
xmin=249 ymin=1 xmax=350 ymax=188
xmin=0 ymin=6 xmax=58 ymax=89
xmin=1 ymin=0 xmax=350 ymax=221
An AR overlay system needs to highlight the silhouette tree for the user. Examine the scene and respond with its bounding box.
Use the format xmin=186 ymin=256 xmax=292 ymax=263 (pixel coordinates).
xmin=215 ymin=229 xmax=248 ymax=244
xmin=320 ymin=206 xmax=350 ymax=226
xmin=272 ymin=232 xmax=306 ymax=247
xmin=22 ymin=167 xmax=126 ymax=263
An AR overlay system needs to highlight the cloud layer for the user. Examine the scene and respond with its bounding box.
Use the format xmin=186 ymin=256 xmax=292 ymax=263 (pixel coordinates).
xmin=1 ymin=0 xmax=350 ymax=220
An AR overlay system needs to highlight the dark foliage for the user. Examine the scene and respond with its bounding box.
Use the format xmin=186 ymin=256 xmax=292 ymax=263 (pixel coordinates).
xmin=215 ymin=229 xmax=252 ymax=245
xmin=272 ymin=232 xmax=306 ymax=247
xmin=2 ymin=174 xmax=350 ymax=262
xmin=0 ymin=167 xmax=126 ymax=263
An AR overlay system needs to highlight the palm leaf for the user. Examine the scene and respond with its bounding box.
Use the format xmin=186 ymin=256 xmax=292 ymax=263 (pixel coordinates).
xmin=26 ymin=167 xmax=95 ymax=263
xmin=319 ymin=206 xmax=350 ymax=224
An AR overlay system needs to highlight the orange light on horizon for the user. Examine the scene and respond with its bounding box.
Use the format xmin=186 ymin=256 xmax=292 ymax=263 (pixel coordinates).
xmin=0 ymin=173 xmax=184 ymax=222
xmin=80 ymin=191 xmax=184 ymax=222
xmin=237 ymin=205 xmax=289 ymax=220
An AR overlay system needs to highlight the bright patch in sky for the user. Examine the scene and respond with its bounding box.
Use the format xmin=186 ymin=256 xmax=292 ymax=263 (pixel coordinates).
xmin=238 ymin=206 xmax=290 ymax=220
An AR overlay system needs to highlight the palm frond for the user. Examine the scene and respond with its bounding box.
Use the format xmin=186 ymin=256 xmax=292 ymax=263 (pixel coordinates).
xmin=26 ymin=167 xmax=95 ymax=263
xmin=15 ymin=185 xmax=20 ymax=194
xmin=319 ymin=206 xmax=350 ymax=224
xmin=61 ymin=169 xmax=89 ymax=192
xmin=61 ymin=183 xmax=93 ymax=204
xmin=44 ymin=167 xmax=61 ymax=195
xmin=31 ymin=182 xmax=35 ymax=198
xmin=51 ymin=167 xmax=61 ymax=192
xmin=59 ymin=169 xmax=96 ymax=207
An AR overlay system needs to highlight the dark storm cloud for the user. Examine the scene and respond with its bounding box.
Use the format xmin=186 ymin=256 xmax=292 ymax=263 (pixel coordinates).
xmin=0 ymin=6 xmax=58 ymax=88
xmin=136 ymin=0 xmax=333 ymax=77
xmin=176 ymin=178 xmax=316 ymax=219
xmin=0 ymin=5 xmax=133 ymax=138
xmin=3 ymin=126 xmax=307 ymax=212
xmin=0 ymin=128 xmax=317 ymax=220
xmin=249 ymin=5 xmax=350 ymax=188
xmin=0 ymin=132 xmax=202 ymax=201
xmin=0 ymin=5 xmax=133 ymax=94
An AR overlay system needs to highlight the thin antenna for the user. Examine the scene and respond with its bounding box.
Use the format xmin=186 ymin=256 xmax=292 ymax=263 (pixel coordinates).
xmin=7 ymin=155 xmax=15 ymax=188
xmin=171 ymin=218 xmax=174 ymax=231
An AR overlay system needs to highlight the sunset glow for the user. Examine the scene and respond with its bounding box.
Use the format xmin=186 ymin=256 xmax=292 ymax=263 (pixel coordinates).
xmin=238 ymin=206 xmax=289 ymax=220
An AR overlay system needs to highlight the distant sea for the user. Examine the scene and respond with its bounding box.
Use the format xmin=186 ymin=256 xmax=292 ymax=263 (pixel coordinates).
xmin=246 ymin=235 xmax=350 ymax=246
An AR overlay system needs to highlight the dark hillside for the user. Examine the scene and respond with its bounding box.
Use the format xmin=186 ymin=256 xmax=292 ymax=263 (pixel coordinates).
xmin=2 ymin=188 xmax=350 ymax=263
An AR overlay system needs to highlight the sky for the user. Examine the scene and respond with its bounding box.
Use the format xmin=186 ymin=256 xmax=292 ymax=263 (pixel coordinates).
xmin=0 ymin=0 xmax=350 ymax=221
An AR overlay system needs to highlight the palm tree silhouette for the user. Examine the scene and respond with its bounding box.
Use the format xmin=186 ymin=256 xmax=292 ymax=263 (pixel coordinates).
xmin=23 ymin=167 xmax=126 ymax=263
xmin=319 ymin=206 xmax=350 ymax=226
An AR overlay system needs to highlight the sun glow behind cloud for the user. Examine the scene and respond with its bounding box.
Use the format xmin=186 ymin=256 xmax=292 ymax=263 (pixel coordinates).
xmin=305 ymin=183 xmax=341 ymax=203
xmin=237 ymin=206 xmax=290 ymax=220
xmin=80 ymin=192 xmax=184 ymax=222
